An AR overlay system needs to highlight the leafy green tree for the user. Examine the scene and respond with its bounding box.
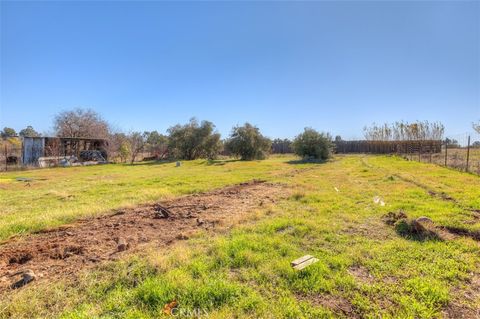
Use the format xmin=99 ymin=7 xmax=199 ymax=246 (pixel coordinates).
xmin=225 ymin=123 xmax=271 ymax=160
xmin=143 ymin=131 xmax=168 ymax=159
xmin=292 ymin=128 xmax=333 ymax=160
xmin=167 ymin=118 xmax=221 ymax=160
xmin=19 ymin=126 xmax=41 ymax=137
xmin=444 ymin=138 xmax=460 ymax=148
xmin=1 ymin=127 xmax=17 ymax=138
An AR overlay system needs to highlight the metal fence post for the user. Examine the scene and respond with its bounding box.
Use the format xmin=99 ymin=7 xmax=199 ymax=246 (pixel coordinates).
xmin=4 ymin=143 xmax=7 ymax=171
xmin=444 ymin=140 xmax=448 ymax=166
xmin=466 ymin=135 xmax=471 ymax=172
xmin=418 ymin=141 xmax=422 ymax=162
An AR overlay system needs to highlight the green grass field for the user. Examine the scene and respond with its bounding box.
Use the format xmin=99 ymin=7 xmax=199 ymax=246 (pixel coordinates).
xmin=1 ymin=155 xmax=480 ymax=318
xmin=0 ymin=157 xmax=295 ymax=241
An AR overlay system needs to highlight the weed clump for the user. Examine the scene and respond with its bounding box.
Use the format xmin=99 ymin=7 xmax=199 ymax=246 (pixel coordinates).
xmin=394 ymin=219 xmax=413 ymax=236
xmin=383 ymin=211 xmax=440 ymax=241
xmin=290 ymin=192 xmax=305 ymax=201
xmin=382 ymin=210 xmax=407 ymax=226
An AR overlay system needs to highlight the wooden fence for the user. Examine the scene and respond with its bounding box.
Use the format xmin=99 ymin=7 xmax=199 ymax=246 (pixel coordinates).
xmin=334 ymin=140 xmax=442 ymax=154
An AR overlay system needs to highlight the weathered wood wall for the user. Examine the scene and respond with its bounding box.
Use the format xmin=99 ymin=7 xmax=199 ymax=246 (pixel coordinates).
xmin=334 ymin=140 xmax=442 ymax=154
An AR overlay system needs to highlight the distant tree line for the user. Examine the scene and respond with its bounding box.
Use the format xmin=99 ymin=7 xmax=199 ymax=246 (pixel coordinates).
xmin=444 ymin=138 xmax=461 ymax=148
xmin=1 ymin=126 xmax=41 ymax=138
xmin=11 ymin=108 xmax=472 ymax=163
xmin=45 ymin=109 xmax=278 ymax=162
xmin=48 ymin=109 xmax=335 ymax=162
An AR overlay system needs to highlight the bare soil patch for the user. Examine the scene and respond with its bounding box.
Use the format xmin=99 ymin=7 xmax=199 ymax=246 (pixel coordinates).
xmin=348 ymin=265 xmax=375 ymax=284
xmin=440 ymin=226 xmax=480 ymax=241
xmin=0 ymin=180 xmax=288 ymax=291
xmin=442 ymin=273 xmax=480 ymax=319
xmin=297 ymin=293 xmax=359 ymax=318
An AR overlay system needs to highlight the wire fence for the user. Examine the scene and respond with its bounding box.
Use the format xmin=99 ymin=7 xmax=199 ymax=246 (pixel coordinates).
xmin=402 ymin=132 xmax=480 ymax=175
xmin=334 ymin=132 xmax=480 ymax=175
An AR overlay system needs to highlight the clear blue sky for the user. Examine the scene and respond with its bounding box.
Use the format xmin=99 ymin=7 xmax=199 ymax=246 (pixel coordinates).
xmin=1 ymin=1 xmax=479 ymax=139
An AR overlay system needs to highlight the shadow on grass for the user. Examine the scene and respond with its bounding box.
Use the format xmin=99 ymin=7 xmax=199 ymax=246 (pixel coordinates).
xmin=126 ymin=160 xmax=175 ymax=167
xmin=440 ymin=225 xmax=480 ymax=241
xmin=205 ymin=159 xmax=242 ymax=166
xmin=127 ymin=159 xmax=243 ymax=167
xmin=287 ymin=158 xmax=328 ymax=165
xmin=383 ymin=212 xmax=444 ymax=242
xmin=394 ymin=219 xmax=444 ymax=242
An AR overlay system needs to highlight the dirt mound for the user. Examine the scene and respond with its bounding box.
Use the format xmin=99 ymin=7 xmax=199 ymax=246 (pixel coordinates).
xmin=0 ymin=180 xmax=288 ymax=291
xmin=382 ymin=212 xmax=464 ymax=241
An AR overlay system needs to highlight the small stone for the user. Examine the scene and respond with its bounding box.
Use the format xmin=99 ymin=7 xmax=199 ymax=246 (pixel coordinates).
xmin=117 ymin=237 xmax=128 ymax=251
xmin=176 ymin=233 xmax=189 ymax=240
xmin=196 ymin=218 xmax=204 ymax=226
xmin=412 ymin=217 xmax=434 ymax=233
xmin=153 ymin=205 xmax=170 ymax=219
xmin=416 ymin=216 xmax=433 ymax=224
xmin=88 ymin=256 xmax=100 ymax=263
xmin=11 ymin=269 xmax=36 ymax=289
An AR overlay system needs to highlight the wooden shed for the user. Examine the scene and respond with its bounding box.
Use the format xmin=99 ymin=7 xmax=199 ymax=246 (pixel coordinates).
xmin=22 ymin=136 xmax=108 ymax=166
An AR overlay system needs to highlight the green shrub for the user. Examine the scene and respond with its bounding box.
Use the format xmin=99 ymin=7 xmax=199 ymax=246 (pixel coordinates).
xmin=292 ymin=128 xmax=333 ymax=160
xmin=167 ymin=118 xmax=222 ymax=160
xmin=225 ymin=123 xmax=271 ymax=160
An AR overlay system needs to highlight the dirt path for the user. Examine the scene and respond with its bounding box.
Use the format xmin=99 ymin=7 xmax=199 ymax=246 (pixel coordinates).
xmin=0 ymin=180 xmax=288 ymax=292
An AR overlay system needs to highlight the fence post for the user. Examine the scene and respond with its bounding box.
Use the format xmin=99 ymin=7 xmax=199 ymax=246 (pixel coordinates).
xmin=419 ymin=141 xmax=422 ymax=162
xmin=4 ymin=143 xmax=7 ymax=171
xmin=466 ymin=135 xmax=471 ymax=172
xmin=444 ymin=140 xmax=448 ymax=166
xmin=429 ymin=141 xmax=432 ymax=163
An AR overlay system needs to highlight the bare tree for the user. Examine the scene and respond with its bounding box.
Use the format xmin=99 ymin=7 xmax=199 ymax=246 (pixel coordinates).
xmin=53 ymin=108 xmax=110 ymax=139
xmin=474 ymin=121 xmax=480 ymax=134
xmin=106 ymin=132 xmax=130 ymax=163
xmin=364 ymin=121 xmax=444 ymax=141
xmin=127 ymin=132 xmax=145 ymax=164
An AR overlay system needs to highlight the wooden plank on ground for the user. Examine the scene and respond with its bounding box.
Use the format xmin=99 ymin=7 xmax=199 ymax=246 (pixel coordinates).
xmin=291 ymin=255 xmax=314 ymax=267
xmin=293 ymin=257 xmax=319 ymax=271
